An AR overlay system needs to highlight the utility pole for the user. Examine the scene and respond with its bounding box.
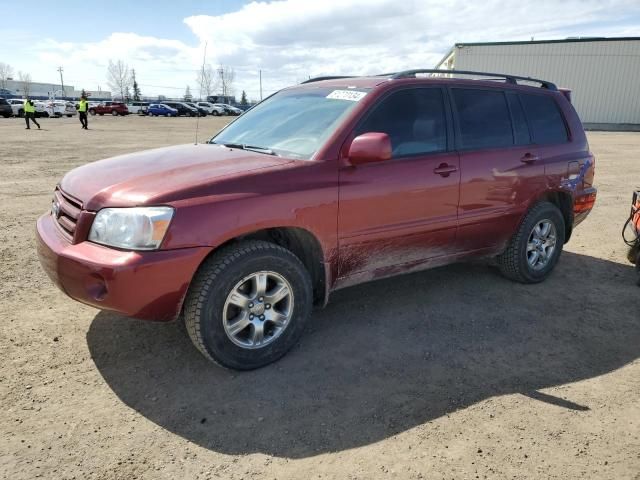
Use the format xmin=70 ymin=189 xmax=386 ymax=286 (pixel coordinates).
xmin=57 ymin=66 xmax=65 ymax=97
xmin=218 ymin=66 xmax=225 ymax=96
xmin=259 ymin=69 xmax=262 ymax=101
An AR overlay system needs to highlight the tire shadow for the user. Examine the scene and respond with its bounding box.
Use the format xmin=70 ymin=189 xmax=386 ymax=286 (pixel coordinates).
xmin=87 ymin=251 xmax=640 ymax=458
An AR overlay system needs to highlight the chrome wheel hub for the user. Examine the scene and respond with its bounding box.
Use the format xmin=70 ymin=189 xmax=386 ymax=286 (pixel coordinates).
xmin=222 ymin=271 xmax=294 ymax=349
xmin=527 ymin=219 xmax=557 ymax=271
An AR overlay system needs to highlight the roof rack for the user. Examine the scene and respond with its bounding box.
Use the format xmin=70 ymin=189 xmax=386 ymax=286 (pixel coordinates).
xmin=390 ymin=69 xmax=557 ymax=90
xmin=301 ymin=76 xmax=355 ymax=84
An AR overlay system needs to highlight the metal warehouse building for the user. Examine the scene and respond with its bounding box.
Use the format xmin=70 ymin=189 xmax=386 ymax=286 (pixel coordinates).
xmin=435 ymin=37 xmax=640 ymax=130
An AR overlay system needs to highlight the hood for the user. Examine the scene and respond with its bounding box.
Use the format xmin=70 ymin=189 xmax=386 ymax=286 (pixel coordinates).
xmin=60 ymin=144 xmax=292 ymax=210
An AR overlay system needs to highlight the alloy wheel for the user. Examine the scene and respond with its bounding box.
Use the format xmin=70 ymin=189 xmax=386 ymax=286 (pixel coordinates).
xmin=222 ymin=271 xmax=294 ymax=349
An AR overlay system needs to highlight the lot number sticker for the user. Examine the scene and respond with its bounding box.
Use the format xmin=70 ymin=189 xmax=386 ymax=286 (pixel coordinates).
xmin=326 ymin=90 xmax=367 ymax=101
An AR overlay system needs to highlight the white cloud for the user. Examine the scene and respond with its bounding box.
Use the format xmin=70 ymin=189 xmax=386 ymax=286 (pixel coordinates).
xmin=4 ymin=0 xmax=640 ymax=100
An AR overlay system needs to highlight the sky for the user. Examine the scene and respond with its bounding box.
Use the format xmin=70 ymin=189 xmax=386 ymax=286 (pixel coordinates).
xmin=1 ymin=0 xmax=639 ymax=101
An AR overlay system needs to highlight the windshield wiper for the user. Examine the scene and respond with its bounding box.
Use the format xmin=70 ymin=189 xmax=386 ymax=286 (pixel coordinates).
xmin=218 ymin=142 xmax=278 ymax=156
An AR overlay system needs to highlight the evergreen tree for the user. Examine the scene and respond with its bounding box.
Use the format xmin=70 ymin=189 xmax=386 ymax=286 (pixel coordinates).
xmin=184 ymin=85 xmax=192 ymax=101
xmin=131 ymin=69 xmax=142 ymax=101
xmin=240 ymin=90 xmax=248 ymax=105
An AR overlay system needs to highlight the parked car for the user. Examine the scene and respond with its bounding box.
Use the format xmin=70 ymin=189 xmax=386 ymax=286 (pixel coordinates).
xmin=7 ymin=99 xmax=47 ymax=117
xmin=195 ymin=101 xmax=225 ymax=116
xmin=184 ymin=102 xmax=208 ymax=116
xmin=6 ymin=99 xmax=24 ymax=117
xmin=213 ymin=103 xmax=243 ymax=115
xmin=89 ymin=102 xmax=128 ymax=116
xmin=148 ymin=104 xmax=178 ymax=117
xmin=127 ymin=101 xmax=150 ymax=115
xmin=44 ymin=100 xmax=76 ymax=118
xmin=0 ymin=98 xmax=12 ymax=118
xmin=36 ymin=69 xmax=597 ymax=370
xmin=162 ymin=101 xmax=199 ymax=117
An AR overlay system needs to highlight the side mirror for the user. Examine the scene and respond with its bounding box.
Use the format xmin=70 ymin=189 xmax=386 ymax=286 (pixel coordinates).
xmin=347 ymin=132 xmax=392 ymax=166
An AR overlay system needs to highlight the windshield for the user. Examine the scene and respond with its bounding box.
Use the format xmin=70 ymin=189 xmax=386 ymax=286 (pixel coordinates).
xmin=211 ymin=87 xmax=369 ymax=159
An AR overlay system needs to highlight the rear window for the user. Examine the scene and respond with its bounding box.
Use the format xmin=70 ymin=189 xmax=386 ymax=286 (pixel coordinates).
xmin=452 ymin=89 xmax=513 ymax=149
xmin=519 ymin=93 xmax=568 ymax=144
xmin=0 ymin=99 xmax=8 ymax=105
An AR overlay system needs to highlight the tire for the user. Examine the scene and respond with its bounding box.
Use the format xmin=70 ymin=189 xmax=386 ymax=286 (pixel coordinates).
xmin=18 ymin=109 xmax=24 ymax=118
xmin=66 ymin=115 xmax=72 ymax=118
xmin=183 ymin=240 xmax=313 ymax=370
xmin=498 ymin=201 xmax=565 ymax=283
xmin=212 ymin=110 xmax=219 ymax=116
xmin=89 ymin=109 xmax=96 ymax=116
xmin=111 ymin=110 xmax=118 ymax=116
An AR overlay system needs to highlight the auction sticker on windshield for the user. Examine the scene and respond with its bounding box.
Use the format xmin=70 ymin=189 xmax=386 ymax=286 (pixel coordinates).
xmin=326 ymin=90 xmax=367 ymax=101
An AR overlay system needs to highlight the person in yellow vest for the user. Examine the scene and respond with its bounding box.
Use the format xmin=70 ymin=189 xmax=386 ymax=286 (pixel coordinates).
xmin=78 ymin=95 xmax=89 ymax=130
xmin=23 ymin=98 xmax=40 ymax=130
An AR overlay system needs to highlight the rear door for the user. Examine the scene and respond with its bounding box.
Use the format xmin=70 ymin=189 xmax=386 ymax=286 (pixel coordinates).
xmin=452 ymin=87 xmax=546 ymax=252
xmin=337 ymin=86 xmax=460 ymax=278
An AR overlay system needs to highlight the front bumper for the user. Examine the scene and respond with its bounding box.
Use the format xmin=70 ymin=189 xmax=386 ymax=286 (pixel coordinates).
xmin=36 ymin=213 xmax=211 ymax=321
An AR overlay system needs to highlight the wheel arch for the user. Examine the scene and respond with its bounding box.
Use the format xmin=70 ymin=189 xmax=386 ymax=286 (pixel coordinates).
xmin=193 ymin=226 xmax=329 ymax=307
xmin=536 ymin=190 xmax=574 ymax=243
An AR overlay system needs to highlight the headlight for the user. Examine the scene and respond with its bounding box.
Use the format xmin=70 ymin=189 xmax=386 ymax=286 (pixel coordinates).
xmin=88 ymin=207 xmax=174 ymax=250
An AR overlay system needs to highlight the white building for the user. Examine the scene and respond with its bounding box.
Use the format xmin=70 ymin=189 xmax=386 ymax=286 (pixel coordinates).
xmin=435 ymin=37 xmax=640 ymax=130
xmin=1 ymin=79 xmax=110 ymax=99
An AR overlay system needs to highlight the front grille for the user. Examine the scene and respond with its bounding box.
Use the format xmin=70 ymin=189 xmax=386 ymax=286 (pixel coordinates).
xmin=53 ymin=188 xmax=82 ymax=240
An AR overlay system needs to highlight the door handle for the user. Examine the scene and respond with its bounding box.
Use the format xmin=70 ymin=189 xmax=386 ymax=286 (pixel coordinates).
xmin=520 ymin=153 xmax=540 ymax=164
xmin=433 ymin=163 xmax=458 ymax=177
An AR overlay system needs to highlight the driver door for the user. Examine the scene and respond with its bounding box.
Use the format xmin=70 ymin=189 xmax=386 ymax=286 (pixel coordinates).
xmin=337 ymin=87 xmax=460 ymax=281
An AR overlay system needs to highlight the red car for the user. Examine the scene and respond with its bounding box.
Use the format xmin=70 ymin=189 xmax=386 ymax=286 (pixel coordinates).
xmin=36 ymin=69 xmax=597 ymax=369
xmin=88 ymin=102 xmax=128 ymax=116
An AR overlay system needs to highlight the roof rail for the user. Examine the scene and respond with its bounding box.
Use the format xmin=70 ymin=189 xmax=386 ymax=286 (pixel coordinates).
xmin=390 ymin=69 xmax=557 ymax=90
xmin=301 ymin=76 xmax=355 ymax=84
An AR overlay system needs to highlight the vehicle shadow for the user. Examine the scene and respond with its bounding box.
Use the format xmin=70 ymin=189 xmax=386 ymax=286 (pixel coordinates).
xmin=87 ymin=251 xmax=640 ymax=458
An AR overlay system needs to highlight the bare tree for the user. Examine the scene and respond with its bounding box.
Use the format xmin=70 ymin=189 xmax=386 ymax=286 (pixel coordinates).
xmin=196 ymin=64 xmax=216 ymax=99
xmin=106 ymin=60 xmax=131 ymax=101
xmin=0 ymin=62 xmax=13 ymax=91
xmin=217 ymin=65 xmax=235 ymax=97
xmin=18 ymin=71 xmax=32 ymax=97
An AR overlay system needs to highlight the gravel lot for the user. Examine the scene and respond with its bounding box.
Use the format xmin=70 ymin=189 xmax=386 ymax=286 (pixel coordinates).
xmin=1 ymin=115 xmax=639 ymax=479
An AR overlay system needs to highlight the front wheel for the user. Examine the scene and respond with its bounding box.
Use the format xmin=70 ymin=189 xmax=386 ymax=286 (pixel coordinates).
xmin=498 ymin=202 xmax=565 ymax=283
xmin=212 ymin=110 xmax=219 ymax=116
xmin=111 ymin=110 xmax=118 ymax=116
xmin=89 ymin=109 xmax=96 ymax=116
xmin=183 ymin=240 xmax=313 ymax=370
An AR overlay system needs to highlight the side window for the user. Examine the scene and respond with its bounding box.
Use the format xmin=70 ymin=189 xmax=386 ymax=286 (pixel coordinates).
xmin=452 ymin=88 xmax=513 ymax=149
xmin=356 ymin=88 xmax=447 ymax=157
xmin=519 ymin=93 xmax=568 ymax=144
xmin=506 ymin=93 xmax=531 ymax=145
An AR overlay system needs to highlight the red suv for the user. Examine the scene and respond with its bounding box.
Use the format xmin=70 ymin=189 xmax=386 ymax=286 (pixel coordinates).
xmin=36 ymin=69 xmax=597 ymax=369
xmin=88 ymin=102 xmax=128 ymax=116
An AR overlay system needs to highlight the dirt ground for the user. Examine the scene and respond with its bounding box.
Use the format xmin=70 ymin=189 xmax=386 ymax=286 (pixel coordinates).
xmin=0 ymin=114 xmax=639 ymax=480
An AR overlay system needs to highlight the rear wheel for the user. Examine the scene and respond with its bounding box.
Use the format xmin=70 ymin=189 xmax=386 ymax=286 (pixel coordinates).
xmin=183 ymin=240 xmax=313 ymax=370
xmin=89 ymin=109 xmax=96 ymax=116
xmin=212 ymin=110 xmax=219 ymax=116
xmin=498 ymin=201 xmax=565 ymax=283
xmin=111 ymin=110 xmax=118 ymax=116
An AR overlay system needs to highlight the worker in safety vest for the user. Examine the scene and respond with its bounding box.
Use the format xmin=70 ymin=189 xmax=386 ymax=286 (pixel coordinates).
xmin=78 ymin=95 xmax=89 ymax=130
xmin=23 ymin=98 xmax=40 ymax=130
